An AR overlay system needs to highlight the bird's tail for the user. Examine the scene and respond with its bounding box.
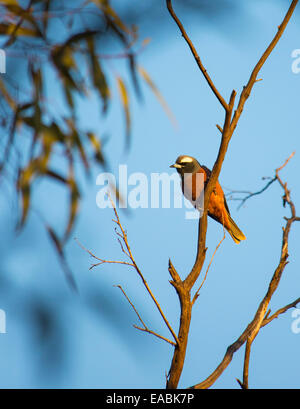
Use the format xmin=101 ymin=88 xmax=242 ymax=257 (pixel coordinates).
xmin=226 ymin=215 xmax=246 ymax=244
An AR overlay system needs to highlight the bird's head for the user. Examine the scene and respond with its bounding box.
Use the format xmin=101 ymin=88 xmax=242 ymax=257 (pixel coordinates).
xmin=170 ymin=155 xmax=200 ymax=175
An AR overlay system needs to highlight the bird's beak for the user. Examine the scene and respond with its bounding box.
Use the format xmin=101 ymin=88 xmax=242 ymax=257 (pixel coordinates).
xmin=170 ymin=163 xmax=181 ymax=169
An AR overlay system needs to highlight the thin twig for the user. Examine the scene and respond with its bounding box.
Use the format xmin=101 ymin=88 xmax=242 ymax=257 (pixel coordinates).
xmin=74 ymin=237 xmax=134 ymax=269
xmin=192 ymin=230 xmax=226 ymax=305
xmin=226 ymin=177 xmax=277 ymax=209
xmin=79 ymin=193 xmax=179 ymax=346
xmin=133 ymin=325 xmax=176 ymax=347
xmin=114 ymin=285 xmax=176 ymax=347
xmin=225 ymin=152 xmax=296 ymax=209
xmin=166 ymin=0 xmax=229 ymax=111
xmin=261 ymin=297 xmax=300 ymax=327
xmin=114 ymin=285 xmax=147 ymax=329
xmin=108 ymin=195 xmax=179 ymax=346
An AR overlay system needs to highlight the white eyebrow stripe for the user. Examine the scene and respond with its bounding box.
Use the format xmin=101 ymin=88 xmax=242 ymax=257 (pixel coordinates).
xmin=179 ymin=156 xmax=193 ymax=163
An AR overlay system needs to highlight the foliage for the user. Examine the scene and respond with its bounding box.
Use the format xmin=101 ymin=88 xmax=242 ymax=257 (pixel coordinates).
xmin=0 ymin=0 xmax=163 ymax=288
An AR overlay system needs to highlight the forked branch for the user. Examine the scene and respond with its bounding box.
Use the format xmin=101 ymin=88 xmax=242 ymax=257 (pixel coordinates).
xmin=191 ymin=153 xmax=300 ymax=389
xmin=78 ymin=196 xmax=179 ymax=346
xmin=166 ymin=0 xmax=228 ymax=111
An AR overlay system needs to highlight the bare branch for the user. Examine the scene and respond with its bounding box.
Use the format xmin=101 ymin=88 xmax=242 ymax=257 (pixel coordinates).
xmin=192 ymin=230 xmax=226 ymax=305
xmin=166 ymin=0 xmax=229 ymax=111
xmin=114 ymin=284 xmax=147 ymax=329
xmin=98 ymin=195 xmax=179 ymax=346
xmin=75 ymin=238 xmax=134 ymax=269
xmin=225 ymin=152 xmax=296 ymax=209
xmin=226 ymin=177 xmax=277 ymax=209
xmin=114 ymin=285 xmax=176 ymax=347
xmin=261 ymin=297 xmax=300 ymax=327
xmin=133 ymin=325 xmax=176 ymax=347
xmin=190 ymin=152 xmax=299 ymax=389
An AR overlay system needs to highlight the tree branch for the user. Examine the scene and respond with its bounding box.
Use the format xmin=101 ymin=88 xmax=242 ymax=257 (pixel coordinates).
xmin=261 ymin=297 xmax=300 ymax=327
xmin=166 ymin=0 xmax=298 ymax=390
xmin=78 ymin=196 xmax=179 ymax=347
xmin=114 ymin=285 xmax=176 ymax=347
xmin=190 ymin=153 xmax=299 ymax=389
xmin=166 ymin=0 xmax=229 ymax=111
xmin=192 ymin=228 xmax=226 ymax=305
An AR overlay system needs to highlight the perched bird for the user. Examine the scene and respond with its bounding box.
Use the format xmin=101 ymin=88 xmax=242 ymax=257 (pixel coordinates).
xmin=170 ymin=155 xmax=246 ymax=244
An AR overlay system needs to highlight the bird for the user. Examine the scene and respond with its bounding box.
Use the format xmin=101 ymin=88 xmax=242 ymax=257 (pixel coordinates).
xmin=170 ymin=155 xmax=246 ymax=244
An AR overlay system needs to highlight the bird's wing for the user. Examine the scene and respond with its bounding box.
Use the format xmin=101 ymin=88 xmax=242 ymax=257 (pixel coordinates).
xmin=201 ymin=164 xmax=231 ymax=215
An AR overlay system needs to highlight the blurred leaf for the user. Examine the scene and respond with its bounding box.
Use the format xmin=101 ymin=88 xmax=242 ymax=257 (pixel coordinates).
xmin=0 ymin=78 xmax=17 ymax=109
xmin=45 ymin=169 xmax=68 ymax=185
xmin=0 ymin=102 xmax=34 ymax=171
xmin=17 ymin=161 xmax=36 ymax=227
xmin=1 ymin=0 xmax=20 ymax=5
xmin=92 ymin=0 xmax=130 ymax=35
xmin=41 ymin=0 xmax=50 ymax=36
xmin=138 ymin=66 xmax=177 ymax=129
xmin=2 ymin=3 xmax=44 ymax=46
xmin=64 ymin=30 xmax=99 ymax=47
xmin=117 ymin=77 xmax=131 ymax=149
xmin=45 ymin=224 xmax=78 ymax=292
xmin=86 ymin=37 xmax=110 ymax=113
xmin=128 ymin=53 xmax=142 ymax=101
xmin=0 ymin=22 xmax=37 ymax=37
xmin=63 ymin=177 xmax=80 ymax=244
xmin=87 ymin=132 xmax=105 ymax=164
xmin=65 ymin=118 xmax=89 ymax=173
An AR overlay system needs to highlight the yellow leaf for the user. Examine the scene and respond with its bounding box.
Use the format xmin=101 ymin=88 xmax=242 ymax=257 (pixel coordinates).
xmin=138 ymin=66 xmax=177 ymax=129
xmin=0 ymin=23 xmax=37 ymax=37
xmin=2 ymin=0 xmax=19 ymax=5
xmin=117 ymin=77 xmax=131 ymax=143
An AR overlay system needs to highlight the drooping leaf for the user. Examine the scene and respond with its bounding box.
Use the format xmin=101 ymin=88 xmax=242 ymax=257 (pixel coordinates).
xmin=0 ymin=78 xmax=17 ymax=109
xmin=63 ymin=177 xmax=80 ymax=244
xmin=86 ymin=132 xmax=105 ymax=164
xmin=117 ymin=77 xmax=131 ymax=149
xmin=45 ymin=224 xmax=78 ymax=292
xmin=0 ymin=23 xmax=37 ymax=37
xmin=86 ymin=37 xmax=110 ymax=113
xmin=1 ymin=0 xmax=20 ymax=5
xmin=65 ymin=118 xmax=89 ymax=173
xmin=91 ymin=0 xmax=130 ymax=35
xmin=128 ymin=53 xmax=142 ymax=101
xmin=138 ymin=66 xmax=177 ymax=129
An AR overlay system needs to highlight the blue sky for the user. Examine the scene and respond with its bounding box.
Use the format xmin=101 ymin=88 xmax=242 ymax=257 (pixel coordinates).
xmin=0 ymin=0 xmax=299 ymax=388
